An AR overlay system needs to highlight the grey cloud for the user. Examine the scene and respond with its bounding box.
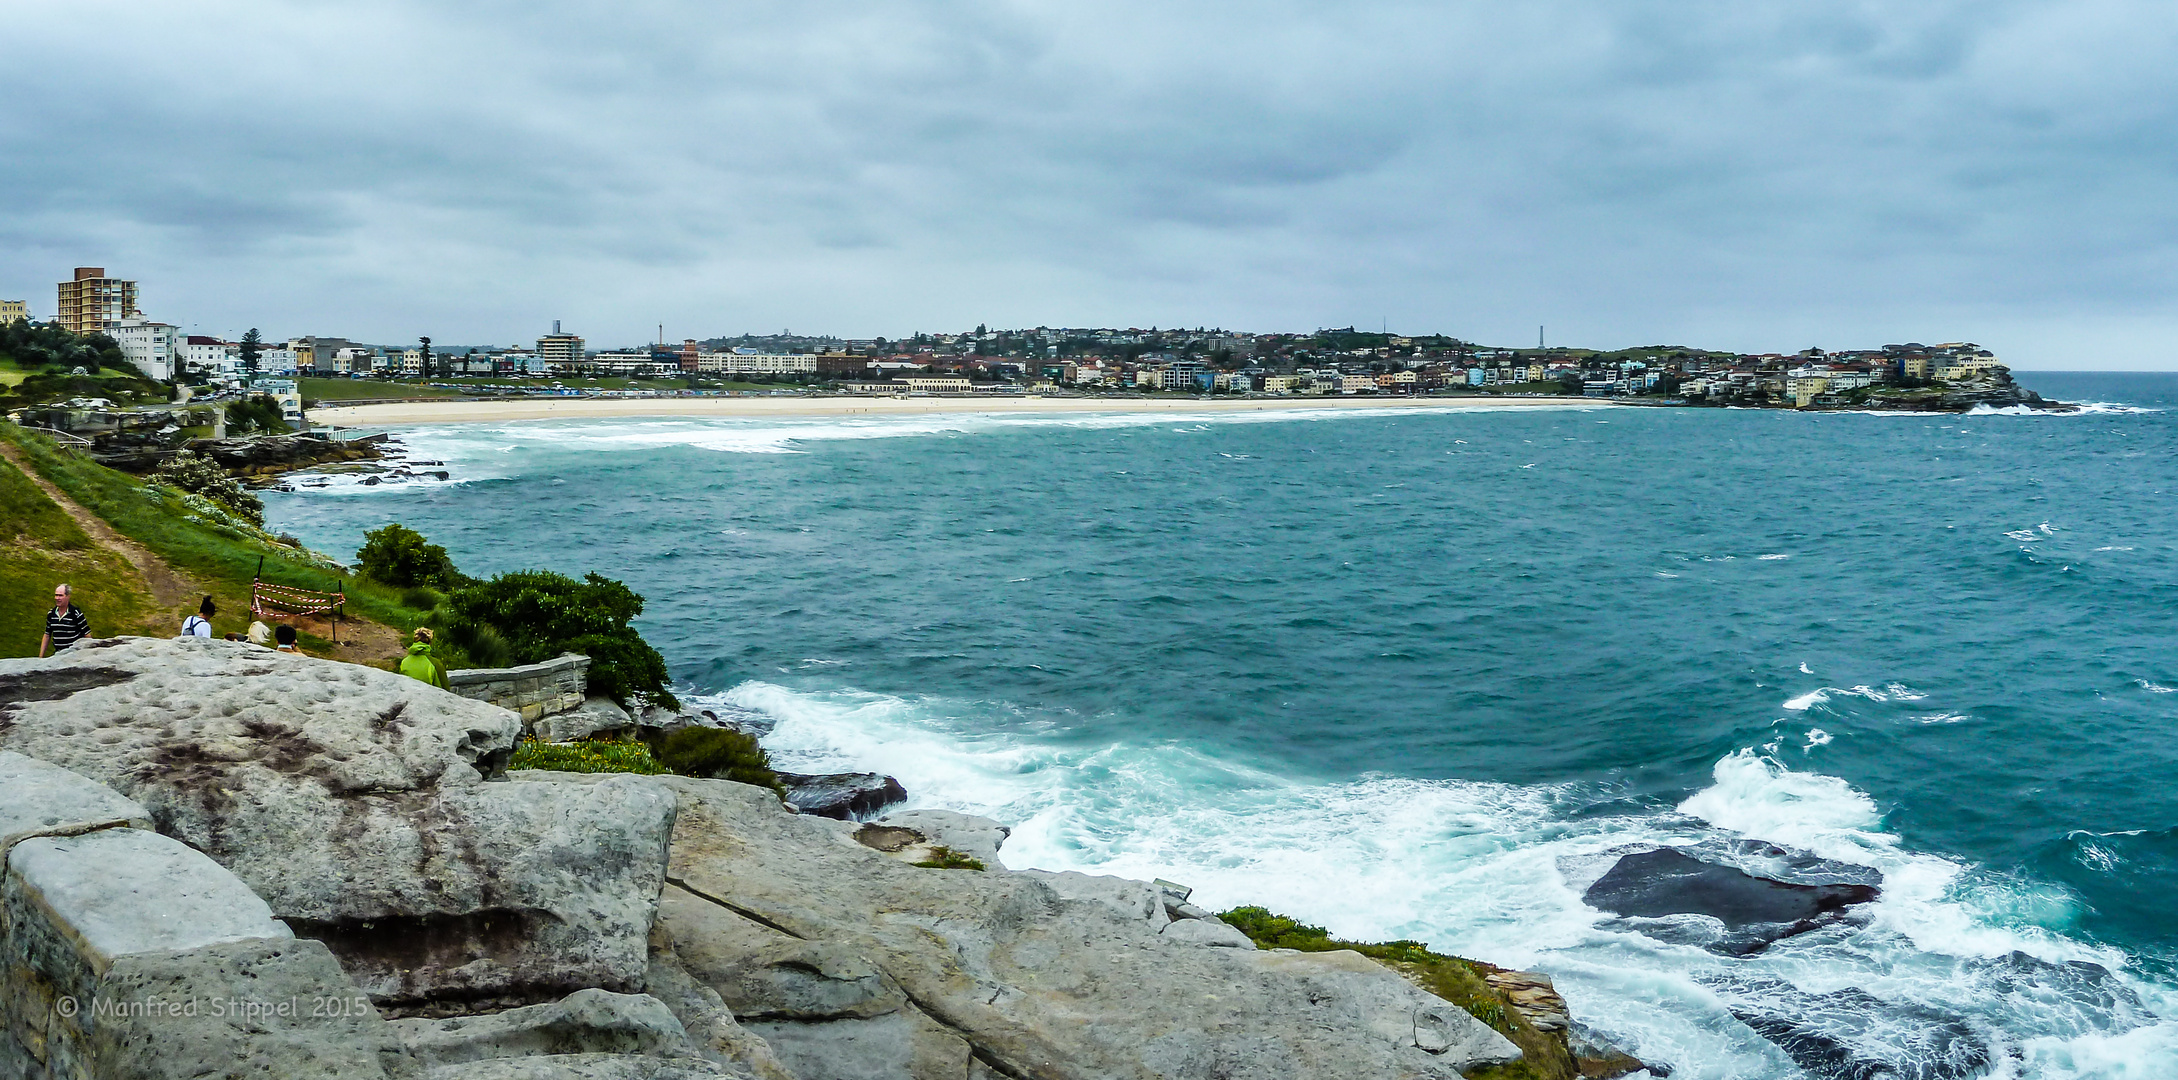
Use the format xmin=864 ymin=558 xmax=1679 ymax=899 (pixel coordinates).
xmin=0 ymin=0 xmax=2174 ymax=362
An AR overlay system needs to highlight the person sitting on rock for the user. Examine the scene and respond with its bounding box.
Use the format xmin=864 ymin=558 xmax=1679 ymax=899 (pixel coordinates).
xmin=399 ymin=627 xmax=449 ymax=688
xmin=181 ymin=596 xmax=215 ymax=639
xmin=274 ymin=624 xmax=300 ymax=653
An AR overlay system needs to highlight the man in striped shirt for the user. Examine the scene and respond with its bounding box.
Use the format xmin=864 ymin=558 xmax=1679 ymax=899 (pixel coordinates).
xmin=40 ymin=583 xmax=90 ymax=656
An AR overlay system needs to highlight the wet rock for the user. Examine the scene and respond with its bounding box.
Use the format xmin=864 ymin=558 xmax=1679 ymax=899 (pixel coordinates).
xmin=774 ymin=772 xmax=906 ymax=821
xmin=1720 ymin=979 xmax=1991 ymax=1080
xmin=1582 ymin=848 xmax=1879 ymax=955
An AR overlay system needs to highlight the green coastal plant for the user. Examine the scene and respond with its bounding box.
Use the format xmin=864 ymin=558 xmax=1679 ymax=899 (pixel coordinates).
xmin=150 ymin=449 xmax=264 ymax=527
xmin=508 ymin=736 xmax=667 ymax=775
xmin=912 ymin=846 xmax=986 ymax=871
xmin=652 ymin=726 xmax=782 ymax=795
xmin=1217 ymin=906 xmax=1577 ymax=1080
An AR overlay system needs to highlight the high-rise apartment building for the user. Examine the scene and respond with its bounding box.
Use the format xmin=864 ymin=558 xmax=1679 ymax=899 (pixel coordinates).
xmin=0 ymin=300 xmax=28 ymax=323
xmin=56 ymin=267 xmax=140 ymax=335
xmin=537 ymin=321 xmax=585 ymax=371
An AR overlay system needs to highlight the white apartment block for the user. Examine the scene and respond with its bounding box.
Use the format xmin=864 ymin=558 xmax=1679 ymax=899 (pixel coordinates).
xmin=107 ymin=318 xmax=178 ymax=381
xmin=695 ymin=352 xmax=818 ymax=375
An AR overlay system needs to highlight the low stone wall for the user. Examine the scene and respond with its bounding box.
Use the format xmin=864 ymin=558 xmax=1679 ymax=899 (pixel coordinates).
xmin=445 ymin=653 xmax=589 ymax=723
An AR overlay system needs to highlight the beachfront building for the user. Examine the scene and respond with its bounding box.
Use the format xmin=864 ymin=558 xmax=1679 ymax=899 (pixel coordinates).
xmin=0 ymin=300 xmax=27 ymax=323
xmin=695 ymin=352 xmax=818 ymax=375
xmin=537 ymin=325 xmax=586 ymax=371
xmin=55 ymin=268 xmax=139 ymax=334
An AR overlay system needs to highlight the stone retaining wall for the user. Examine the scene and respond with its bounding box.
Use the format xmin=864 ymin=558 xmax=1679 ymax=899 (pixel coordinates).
xmin=445 ymin=653 xmax=589 ymax=723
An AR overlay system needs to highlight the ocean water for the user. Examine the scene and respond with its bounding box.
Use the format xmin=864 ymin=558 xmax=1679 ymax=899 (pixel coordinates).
xmin=267 ymin=372 xmax=2178 ymax=1079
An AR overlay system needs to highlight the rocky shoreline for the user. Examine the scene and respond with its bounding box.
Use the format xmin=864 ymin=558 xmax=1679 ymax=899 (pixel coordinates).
xmin=1 ymin=639 xmax=1628 ymax=1080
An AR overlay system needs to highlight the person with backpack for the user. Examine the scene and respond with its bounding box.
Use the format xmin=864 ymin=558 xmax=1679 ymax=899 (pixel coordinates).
xmin=181 ymin=596 xmax=215 ymax=638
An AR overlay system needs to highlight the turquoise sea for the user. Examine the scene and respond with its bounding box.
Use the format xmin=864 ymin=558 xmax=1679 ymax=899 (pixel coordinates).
xmin=267 ymin=372 xmax=2178 ymax=1079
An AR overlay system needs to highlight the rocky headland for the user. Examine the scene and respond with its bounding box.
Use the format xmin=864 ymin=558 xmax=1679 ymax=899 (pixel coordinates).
xmin=0 ymin=638 xmax=1647 ymax=1080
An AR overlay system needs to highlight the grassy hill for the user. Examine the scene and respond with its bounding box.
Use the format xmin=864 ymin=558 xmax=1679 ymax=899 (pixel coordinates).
xmin=0 ymin=423 xmax=436 ymax=661
xmin=0 ymin=446 xmax=161 ymax=655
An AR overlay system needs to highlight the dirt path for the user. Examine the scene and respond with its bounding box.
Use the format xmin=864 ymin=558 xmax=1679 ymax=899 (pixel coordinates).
xmin=0 ymin=440 xmax=205 ymax=615
xmin=0 ymin=440 xmax=407 ymax=666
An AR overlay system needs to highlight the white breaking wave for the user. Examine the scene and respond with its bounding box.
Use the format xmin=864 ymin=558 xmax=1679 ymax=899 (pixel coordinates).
xmin=1782 ymin=684 xmax=1924 ymax=712
xmin=689 ymin=680 xmax=2178 ymax=1080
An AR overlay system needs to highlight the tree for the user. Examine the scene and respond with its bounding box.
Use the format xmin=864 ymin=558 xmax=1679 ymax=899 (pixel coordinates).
xmin=239 ymin=328 xmax=262 ymax=375
xmin=418 ymin=336 xmax=433 ymax=380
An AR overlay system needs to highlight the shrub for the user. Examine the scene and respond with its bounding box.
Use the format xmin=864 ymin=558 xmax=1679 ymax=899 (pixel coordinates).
xmin=653 ymin=726 xmax=782 ymax=796
xmin=356 ymin=523 xmax=459 ymax=588
xmin=443 ymin=569 xmax=678 ymax=709
xmin=223 ymin=396 xmax=290 ymax=435
xmin=508 ymin=737 xmax=666 ymax=775
xmin=150 ymin=450 xmax=264 ymax=527
xmin=912 ymin=846 xmax=986 ymax=871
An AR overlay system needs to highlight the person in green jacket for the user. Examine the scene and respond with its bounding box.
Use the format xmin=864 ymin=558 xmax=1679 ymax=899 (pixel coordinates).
xmin=399 ymin=627 xmax=449 ymax=689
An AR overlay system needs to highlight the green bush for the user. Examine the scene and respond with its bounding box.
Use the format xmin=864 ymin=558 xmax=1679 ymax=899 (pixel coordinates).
xmin=443 ymin=569 xmax=678 ymax=709
xmin=356 ymin=523 xmax=460 ymax=588
xmin=653 ymin=726 xmax=782 ymax=795
xmin=508 ymin=737 xmax=665 ymax=775
xmin=150 ymin=450 xmax=264 ymax=527
xmin=223 ymin=396 xmax=290 ymax=435
xmin=912 ymin=846 xmax=986 ymax=871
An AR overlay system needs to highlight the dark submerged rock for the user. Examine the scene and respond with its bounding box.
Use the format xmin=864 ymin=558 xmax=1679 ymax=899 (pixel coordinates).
xmin=1719 ymin=979 xmax=1991 ymax=1080
xmin=778 ymin=771 xmax=908 ymax=820
xmin=1583 ymin=847 xmax=1880 ymax=955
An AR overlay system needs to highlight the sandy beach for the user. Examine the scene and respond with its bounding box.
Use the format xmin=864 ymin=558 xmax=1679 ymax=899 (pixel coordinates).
xmin=308 ymin=392 xmax=1602 ymax=426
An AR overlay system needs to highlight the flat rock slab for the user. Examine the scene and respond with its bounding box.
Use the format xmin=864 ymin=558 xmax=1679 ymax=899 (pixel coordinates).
xmin=655 ymin=774 xmax=1519 ymax=1080
xmin=391 ymin=989 xmax=691 ymax=1070
xmin=7 ymin=829 xmax=290 ymax=996
xmin=0 ymin=750 xmax=151 ymax=853
xmin=868 ymin=809 xmax=1010 ymax=868
xmin=1583 ymin=848 xmax=1879 ymax=955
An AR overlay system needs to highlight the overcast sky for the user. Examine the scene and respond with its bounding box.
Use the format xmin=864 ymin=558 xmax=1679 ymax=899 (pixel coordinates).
xmin=3 ymin=2 xmax=2175 ymax=365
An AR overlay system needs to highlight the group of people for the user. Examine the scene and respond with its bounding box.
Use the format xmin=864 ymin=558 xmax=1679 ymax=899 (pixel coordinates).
xmin=36 ymin=582 xmax=448 ymax=689
xmin=175 ymin=595 xmax=300 ymax=651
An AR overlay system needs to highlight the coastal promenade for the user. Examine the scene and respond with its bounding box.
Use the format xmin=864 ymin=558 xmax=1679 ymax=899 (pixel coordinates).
xmin=309 ymin=393 xmax=1601 ymax=425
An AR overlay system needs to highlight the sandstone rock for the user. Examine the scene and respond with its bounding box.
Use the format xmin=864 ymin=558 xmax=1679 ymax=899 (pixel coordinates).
xmin=0 ymin=640 xmax=675 ymax=1009
xmin=6 ymin=828 xmax=293 ymax=998
xmin=744 ymin=1003 xmax=973 ymax=1080
xmin=775 ymin=772 xmax=907 ymax=821
xmin=537 ymin=698 xmax=635 ymax=743
xmin=389 ymin=990 xmax=693 ymax=1070
xmin=1481 ymin=970 xmax=1569 ymax=1033
xmin=868 ymin=810 xmax=1010 ymax=869
xmin=2 ymin=826 xmax=411 ymax=1079
xmin=656 ymin=884 xmax=903 ymax=1022
xmin=430 ymin=1053 xmax=753 ymax=1079
xmin=1016 ymin=870 xmax=1167 ymax=929
xmin=0 ymin=750 xmax=152 ymax=853
xmin=655 ymin=774 xmax=1520 ymax=1079
xmin=1158 ymin=918 xmax=1255 ymax=949
xmin=77 ymin=937 xmax=415 ymax=1080
xmin=643 ymin=918 xmax=799 ymax=1080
